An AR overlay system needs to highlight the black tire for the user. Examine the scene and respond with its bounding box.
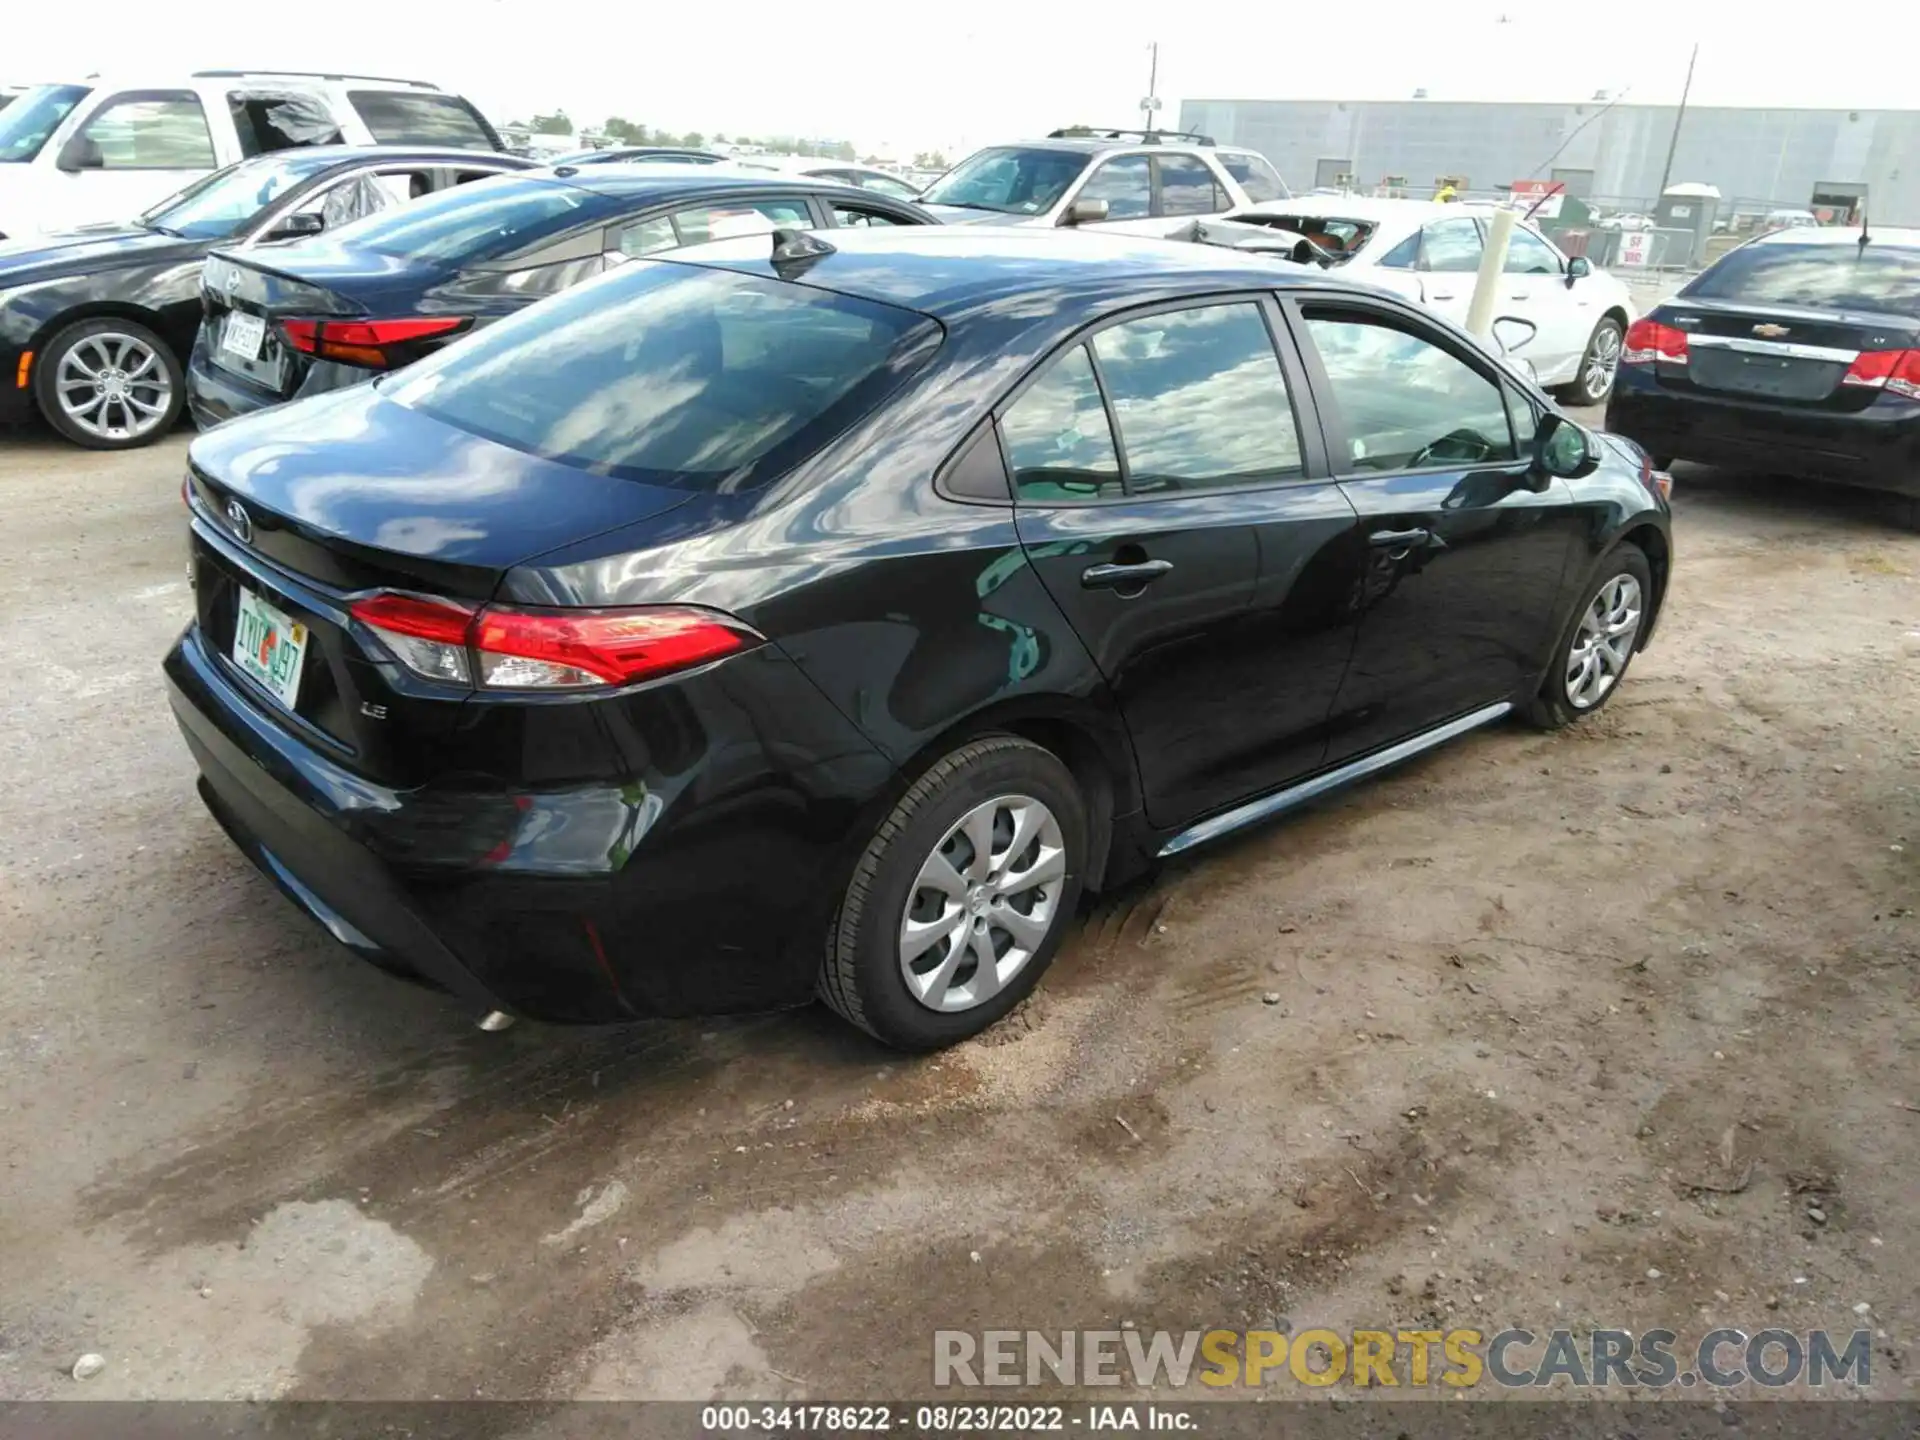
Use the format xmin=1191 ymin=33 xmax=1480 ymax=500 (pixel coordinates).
xmin=1526 ymin=543 xmax=1654 ymax=729
xmin=33 ymin=316 xmax=184 ymax=450
xmin=1554 ymin=316 xmax=1625 ymax=408
xmin=819 ymin=735 xmax=1088 ymax=1050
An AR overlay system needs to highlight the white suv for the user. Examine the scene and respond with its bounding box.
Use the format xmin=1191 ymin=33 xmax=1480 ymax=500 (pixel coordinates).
xmin=918 ymin=128 xmax=1287 ymax=235
xmin=0 ymin=71 xmax=502 ymax=238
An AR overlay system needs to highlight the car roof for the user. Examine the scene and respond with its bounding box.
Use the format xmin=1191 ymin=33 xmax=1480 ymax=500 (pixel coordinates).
xmin=1240 ymin=195 xmax=1480 ymax=222
xmin=535 ymin=166 xmax=886 ymax=200
xmin=258 ymin=143 xmax=525 ymax=166
xmin=662 ymin=225 xmax=1363 ymax=320
xmin=1750 ymin=224 xmax=1920 ymax=249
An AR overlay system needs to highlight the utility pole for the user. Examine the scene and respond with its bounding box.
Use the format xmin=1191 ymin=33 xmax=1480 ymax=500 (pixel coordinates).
xmin=1656 ymin=42 xmax=1699 ymax=200
xmin=1141 ymin=42 xmax=1160 ymax=137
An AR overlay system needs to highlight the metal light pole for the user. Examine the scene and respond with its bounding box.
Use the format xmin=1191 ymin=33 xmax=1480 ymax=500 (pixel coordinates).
xmin=1655 ymin=42 xmax=1699 ymax=200
xmin=1141 ymin=42 xmax=1160 ymax=137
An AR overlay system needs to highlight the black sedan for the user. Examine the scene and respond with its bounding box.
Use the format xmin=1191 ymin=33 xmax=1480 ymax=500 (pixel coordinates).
xmin=0 ymin=146 xmax=531 ymax=449
xmin=165 ymin=228 xmax=1672 ymax=1049
xmin=186 ymin=168 xmax=935 ymax=428
xmin=1608 ymin=225 xmax=1920 ymax=494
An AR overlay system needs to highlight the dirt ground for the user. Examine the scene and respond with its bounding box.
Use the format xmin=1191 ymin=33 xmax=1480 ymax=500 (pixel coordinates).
xmin=1 ymin=405 xmax=1916 ymax=1408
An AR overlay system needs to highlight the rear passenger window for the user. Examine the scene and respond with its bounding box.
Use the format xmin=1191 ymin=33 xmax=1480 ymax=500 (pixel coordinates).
xmin=349 ymin=91 xmax=493 ymax=149
xmin=1091 ymin=303 xmax=1303 ymax=492
xmin=670 ymin=198 xmax=811 ymax=244
xmin=831 ymin=202 xmax=906 ymax=228
xmin=1157 ymin=155 xmax=1226 ymax=216
xmin=614 ymin=213 xmax=677 ymax=257
xmin=1001 ymin=346 xmax=1124 ymax=501
xmin=1217 ymin=151 xmax=1287 ymax=204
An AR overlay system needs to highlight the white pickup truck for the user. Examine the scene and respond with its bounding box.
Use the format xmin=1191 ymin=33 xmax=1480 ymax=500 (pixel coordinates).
xmin=0 ymin=70 xmax=503 ymax=239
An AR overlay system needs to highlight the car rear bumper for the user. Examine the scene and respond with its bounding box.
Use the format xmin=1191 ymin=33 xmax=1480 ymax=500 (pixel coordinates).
xmin=1607 ymin=373 xmax=1920 ymax=496
xmin=164 ymin=622 xmax=899 ymax=1024
xmin=186 ymin=329 xmax=371 ymax=430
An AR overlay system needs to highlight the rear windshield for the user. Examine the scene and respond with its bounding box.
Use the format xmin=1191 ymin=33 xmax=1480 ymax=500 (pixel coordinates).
xmin=0 ymin=83 xmax=90 ymax=163
xmin=1683 ymin=241 xmax=1920 ymax=319
xmin=920 ymin=146 xmax=1089 ymax=215
xmin=1218 ymin=151 xmax=1288 ymax=203
xmin=324 ymin=175 xmax=590 ymax=263
xmin=349 ymin=90 xmax=495 ymax=150
xmin=382 ymin=262 xmax=940 ymax=490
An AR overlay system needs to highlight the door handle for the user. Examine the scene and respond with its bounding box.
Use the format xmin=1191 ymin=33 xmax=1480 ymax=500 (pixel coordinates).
xmin=1369 ymin=527 xmax=1432 ymax=550
xmin=1081 ymin=558 xmax=1174 ymax=590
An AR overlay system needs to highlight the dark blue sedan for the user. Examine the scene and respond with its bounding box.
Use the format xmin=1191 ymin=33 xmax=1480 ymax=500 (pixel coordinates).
xmin=185 ymin=166 xmax=935 ymax=427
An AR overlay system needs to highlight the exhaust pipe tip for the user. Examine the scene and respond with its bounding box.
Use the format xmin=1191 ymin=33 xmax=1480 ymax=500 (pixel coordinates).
xmin=476 ymin=1010 xmax=517 ymax=1033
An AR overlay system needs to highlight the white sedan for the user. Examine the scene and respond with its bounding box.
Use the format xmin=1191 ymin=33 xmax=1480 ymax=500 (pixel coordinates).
xmin=1222 ymin=196 xmax=1637 ymax=404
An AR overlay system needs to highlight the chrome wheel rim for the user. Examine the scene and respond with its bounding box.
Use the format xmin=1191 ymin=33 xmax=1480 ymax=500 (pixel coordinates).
xmin=54 ymin=332 xmax=171 ymax=442
xmin=1565 ymin=573 xmax=1642 ymax=709
xmin=1582 ymin=325 xmax=1622 ymax=400
xmin=898 ymin=794 xmax=1066 ymax=1013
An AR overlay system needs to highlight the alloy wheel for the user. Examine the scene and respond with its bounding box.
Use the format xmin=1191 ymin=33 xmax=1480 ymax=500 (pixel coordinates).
xmin=898 ymin=793 xmax=1066 ymax=1013
xmin=1565 ymin=573 xmax=1642 ymax=709
xmin=1582 ymin=325 xmax=1623 ymax=401
xmin=54 ymin=332 xmax=172 ymax=443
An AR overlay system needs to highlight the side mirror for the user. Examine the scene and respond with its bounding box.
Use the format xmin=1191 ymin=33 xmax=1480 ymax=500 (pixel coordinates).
xmin=55 ymin=137 xmax=102 ymax=173
xmin=1566 ymin=255 xmax=1592 ymax=286
xmin=1062 ymin=197 xmax=1109 ymax=226
xmin=262 ymin=211 xmax=325 ymax=242
xmin=1490 ymin=315 xmax=1537 ymax=357
xmin=1534 ymin=412 xmax=1593 ymax=478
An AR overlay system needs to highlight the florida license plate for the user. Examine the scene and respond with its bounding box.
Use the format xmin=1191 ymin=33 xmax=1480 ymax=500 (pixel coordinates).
xmin=222 ymin=311 xmax=266 ymax=361
xmin=233 ymin=587 xmax=307 ymax=709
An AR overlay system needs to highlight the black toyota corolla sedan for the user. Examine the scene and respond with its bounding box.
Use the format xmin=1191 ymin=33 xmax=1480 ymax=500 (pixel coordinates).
xmin=186 ymin=167 xmax=935 ymax=429
xmin=164 ymin=227 xmax=1672 ymax=1049
xmin=0 ymin=146 xmax=531 ymax=448
xmin=1608 ymin=225 xmax=1920 ymax=494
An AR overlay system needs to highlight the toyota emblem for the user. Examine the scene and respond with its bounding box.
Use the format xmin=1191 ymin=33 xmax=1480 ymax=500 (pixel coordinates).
xmin=225 ymin=499 xmax=253 ymax=544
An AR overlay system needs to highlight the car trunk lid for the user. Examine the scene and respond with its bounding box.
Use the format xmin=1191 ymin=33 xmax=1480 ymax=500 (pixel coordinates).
xmin=184 ymin=385 xmax=696 ymax=782
xmin=1656 ymin=297 xmax=1920 ymax=408
xmin=200 ymin=243 xmax=459 ymax=401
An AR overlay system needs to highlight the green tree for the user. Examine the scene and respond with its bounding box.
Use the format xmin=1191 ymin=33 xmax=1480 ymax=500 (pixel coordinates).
xmin=913 ymin=150 xmax=948 ymax=170
xmin=603 ymin=116 xmax=649 ymax=143
xmin=530 ymin=110 xmax=573 ymax=135
xmin=830 ymin=140 xmax=857 ymax=161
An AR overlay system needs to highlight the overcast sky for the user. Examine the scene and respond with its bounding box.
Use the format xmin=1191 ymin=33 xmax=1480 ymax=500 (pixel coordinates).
xmin=11 ymin=0 xmax=1919 ymax=159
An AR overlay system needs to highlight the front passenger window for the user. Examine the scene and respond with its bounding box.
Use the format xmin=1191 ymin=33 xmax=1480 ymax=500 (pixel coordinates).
xmin=1000 ymin=346 xmax=1124 ymax=501
xmin=1075 ymin=156 xmax=1151 ymax=219
xmin=77 ymin=94 xmax=215 ymax=169
xmin=1302 ymin=310 xmax=1516 ymax=472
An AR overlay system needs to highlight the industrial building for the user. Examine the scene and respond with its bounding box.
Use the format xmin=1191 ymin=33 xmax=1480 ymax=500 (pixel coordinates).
xmin=1177 ymin=97 xmax=1920 ymax=223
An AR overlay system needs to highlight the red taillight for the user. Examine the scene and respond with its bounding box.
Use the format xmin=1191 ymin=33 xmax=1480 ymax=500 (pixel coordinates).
xmin=1843 ymin=348 xmax=1920 ymax=400
xmin=280 ymin=319 xmax=320 ymax=354
xmin=347 ymin=592 xmax=759 ymax=691
xmin=277 ymin=316 xmax=468 ymax=368
xmin=470 ymin=606 xmax=756 ymax=688
xmin=1622 ymin=319 xmax=1689 ymax=366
